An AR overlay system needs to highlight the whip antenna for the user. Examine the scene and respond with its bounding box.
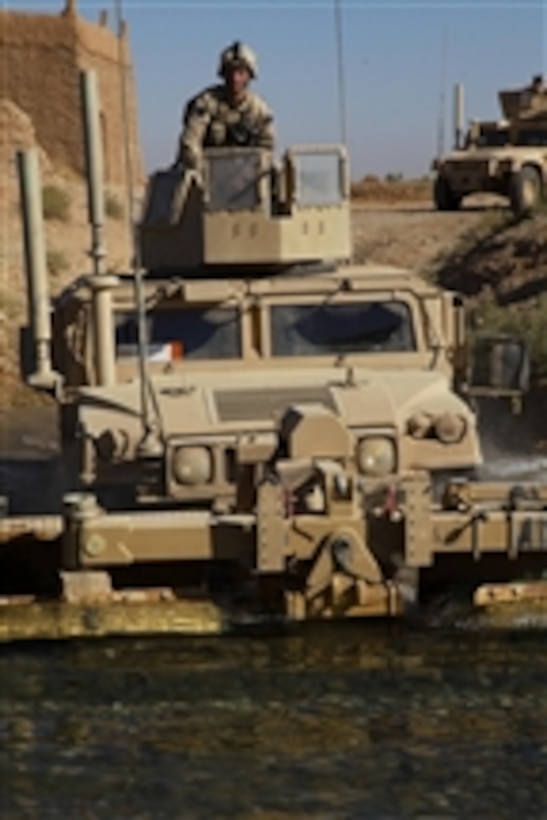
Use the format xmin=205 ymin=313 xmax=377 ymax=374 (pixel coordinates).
xmin=114 ymin=0 xmax=159 ymax=455
xmin=334 ymin=0 xmax=348 ymax=146
xmin=436 ymin=26 xmax=448 ymax=159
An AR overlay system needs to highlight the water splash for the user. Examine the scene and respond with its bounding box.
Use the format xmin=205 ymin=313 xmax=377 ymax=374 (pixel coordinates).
xmin=479 ymin=454 xmax=547 ymax=482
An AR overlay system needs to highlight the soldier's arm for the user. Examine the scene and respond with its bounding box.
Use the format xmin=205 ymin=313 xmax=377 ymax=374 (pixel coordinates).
xmin=250 ymin=96 xmax=275 ymax=150
xmin=176 ymin=94 xmax=212 ymax=169
xmin=257 ymin=104 xmax=275 ymax=150
xmin=257 ymin=110 xmax=275 ymax=150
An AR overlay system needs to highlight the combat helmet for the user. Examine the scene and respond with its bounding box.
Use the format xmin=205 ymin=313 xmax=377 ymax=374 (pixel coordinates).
xmin=218 ymin=41 xmax=258 ymax=79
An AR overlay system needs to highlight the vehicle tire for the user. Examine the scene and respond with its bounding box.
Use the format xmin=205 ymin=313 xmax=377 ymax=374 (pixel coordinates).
xmin=434 ymin=175 xmax=461 ymax=211
xmin=509 ymin=166 xmax=542 ymax=218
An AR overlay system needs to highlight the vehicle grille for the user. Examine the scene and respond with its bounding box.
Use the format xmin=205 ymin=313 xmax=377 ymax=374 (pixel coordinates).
xmin=447 ymin=160 xmax=489 ymax=174
xmin=214 ymin=386 xmax=337 ymax=422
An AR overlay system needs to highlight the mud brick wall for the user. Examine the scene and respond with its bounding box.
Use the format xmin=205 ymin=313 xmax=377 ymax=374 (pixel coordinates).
xmin=0 ymin=2 xmax=144 ymax=185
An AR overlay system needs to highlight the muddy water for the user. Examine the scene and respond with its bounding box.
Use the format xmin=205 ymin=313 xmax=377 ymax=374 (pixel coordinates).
xmin=1 ymin=410 xmax=547 ymax=817
xmin=1 ymin=624 xmax=547 ymax=818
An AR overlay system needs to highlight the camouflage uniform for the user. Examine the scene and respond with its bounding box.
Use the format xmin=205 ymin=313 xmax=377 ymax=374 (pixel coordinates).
xmin=175 ymin=42 xmax=275 ymax=170
xmin=177 ymin=85 xmax=275 ymax=169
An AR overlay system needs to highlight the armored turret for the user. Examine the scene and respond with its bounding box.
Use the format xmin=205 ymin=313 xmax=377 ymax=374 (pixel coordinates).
xmin=137 ymin=145 xmax=351 ymax=276
xmin=498 ymin=74 xmax=547 ymax=120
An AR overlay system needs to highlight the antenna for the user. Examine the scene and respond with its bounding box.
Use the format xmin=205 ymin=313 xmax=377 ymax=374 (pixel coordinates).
xmin=114 ymin=0 xmax=160 ymax=456
xmin=334 ymin=0 xmax=348 ymax=146
xmin=453 ymin=82 xmax=465 ymax=150
xmin=436 ymin=26 xmax=448 ymax=159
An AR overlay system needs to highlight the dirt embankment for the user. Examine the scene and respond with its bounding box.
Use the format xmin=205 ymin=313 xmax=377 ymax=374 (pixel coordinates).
xmin=0 ymin=98 xmax=137 ymax=413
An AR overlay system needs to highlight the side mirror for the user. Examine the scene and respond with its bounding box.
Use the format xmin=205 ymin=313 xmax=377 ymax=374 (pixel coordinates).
xmin=467 ymin=334 xmax=530 ymax=408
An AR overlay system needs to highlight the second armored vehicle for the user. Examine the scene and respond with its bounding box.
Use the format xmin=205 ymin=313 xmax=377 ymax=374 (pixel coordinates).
xmin=432 ymin=75 xmax=547 ymax=216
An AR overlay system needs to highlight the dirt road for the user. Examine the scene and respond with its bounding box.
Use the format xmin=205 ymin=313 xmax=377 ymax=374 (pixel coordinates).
xmin=351 ymin=197 xmax=507 ymax=272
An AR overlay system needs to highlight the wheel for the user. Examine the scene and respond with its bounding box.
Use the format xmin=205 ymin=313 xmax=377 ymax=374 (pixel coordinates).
xmin=509 ymin=166 xmax=542 ymax=218
xmin=434 ymin=175 xmax=462 ymax=211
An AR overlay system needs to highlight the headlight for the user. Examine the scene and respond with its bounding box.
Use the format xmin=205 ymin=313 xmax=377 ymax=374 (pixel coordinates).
xmin=357 ymin=437 xmax=396 ymax=477
xmin=407 ymin=411 xmax=433 ymax=439
xmin=407 ymin=411 xmax=467 ymax=444
xmin=434 ymin=412 xmax=467 ymax=444
xmin=172 ymin=446 xmax=212 ymax=485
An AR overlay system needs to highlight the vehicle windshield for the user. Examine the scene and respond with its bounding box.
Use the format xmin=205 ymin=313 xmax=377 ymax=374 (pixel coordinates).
xmin=270 ymin=301 xmax=416 ymax=357
xmin=514 ymin=128 xmax=547 ymax=146
xmin=476 ymin=128 xmax=510 ymax=147
xmin=115 ymin=306 xmax=241 ymax=360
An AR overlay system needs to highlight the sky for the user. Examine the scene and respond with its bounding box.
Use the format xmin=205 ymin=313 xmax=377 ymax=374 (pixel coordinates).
xmin=6 ymin=0 xmax=547 ymax=179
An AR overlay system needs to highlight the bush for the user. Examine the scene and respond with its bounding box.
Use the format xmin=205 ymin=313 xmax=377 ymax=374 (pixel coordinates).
xmin=42 ymin=185 xmax=70 ymax=221
xmin=46 ymin=249 xmax=69 ymax=278
xmin=105 ymin=192 xmax=124 ymax=220
xmin=471 ymin=294 xmax=547 ymax=381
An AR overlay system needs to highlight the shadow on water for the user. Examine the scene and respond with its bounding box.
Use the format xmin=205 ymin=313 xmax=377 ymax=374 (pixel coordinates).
xmin=0 ymin=405 xmax=65 ymax=515
xmin=1 ymin=621 xmax=547 ymax=818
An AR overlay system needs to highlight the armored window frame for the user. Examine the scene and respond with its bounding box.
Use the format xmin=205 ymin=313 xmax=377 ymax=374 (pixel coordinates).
xmin=202 ymin=147 xmax=271 ymax=213
xmin=284 ymin=145 xmax=349 ymax=209
xmin=140 ymin=168 xmax=194 ymax=226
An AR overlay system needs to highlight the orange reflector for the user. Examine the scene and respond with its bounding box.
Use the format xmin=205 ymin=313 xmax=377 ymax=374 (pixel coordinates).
xmin=171 ymin=341 xmax=184 ymax=359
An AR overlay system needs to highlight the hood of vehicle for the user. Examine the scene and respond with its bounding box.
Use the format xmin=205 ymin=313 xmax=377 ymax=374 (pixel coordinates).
xmin=442 ymin=146 xmax=544 ymax=164
xmin=76 ymin=367 xmax=480 ymax=470
xmin=77 ymin=368 xmax=473 ymax=436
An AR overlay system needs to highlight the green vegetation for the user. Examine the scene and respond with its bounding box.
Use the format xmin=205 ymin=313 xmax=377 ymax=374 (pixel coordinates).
xmin=471 ymin=295 xmax=547 ymax=381
xmin=46 ymin=249 xmax=69 ymax=278
xmin=42 ymin=184 xmax=71 ymax=222
xmin=105 ymin=191 xmax=124 ymax=220
xmin=433 ymin=208 xmax=547 ymax=381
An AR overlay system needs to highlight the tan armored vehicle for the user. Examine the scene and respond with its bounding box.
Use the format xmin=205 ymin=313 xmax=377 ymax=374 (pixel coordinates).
xmin=432 ymin=75 xmax=547 ymax=216
xmin=1 ymin=69 xmax=546 ymax=642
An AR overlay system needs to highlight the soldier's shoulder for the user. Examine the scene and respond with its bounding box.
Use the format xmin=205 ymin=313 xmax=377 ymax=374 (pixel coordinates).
xmin=185 ymin=85 xmax=224 ymax=116
xmin=246 ymin=91 xmax=274 ymax=119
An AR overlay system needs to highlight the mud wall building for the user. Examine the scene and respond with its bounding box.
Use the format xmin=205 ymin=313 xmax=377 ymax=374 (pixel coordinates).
xmin=0 ymin=0 xmax=144 ymax=185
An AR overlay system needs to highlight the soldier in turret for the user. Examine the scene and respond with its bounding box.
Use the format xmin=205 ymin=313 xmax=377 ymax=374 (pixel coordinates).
xmin=175 ymin=41 xmax=275 ymax=171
